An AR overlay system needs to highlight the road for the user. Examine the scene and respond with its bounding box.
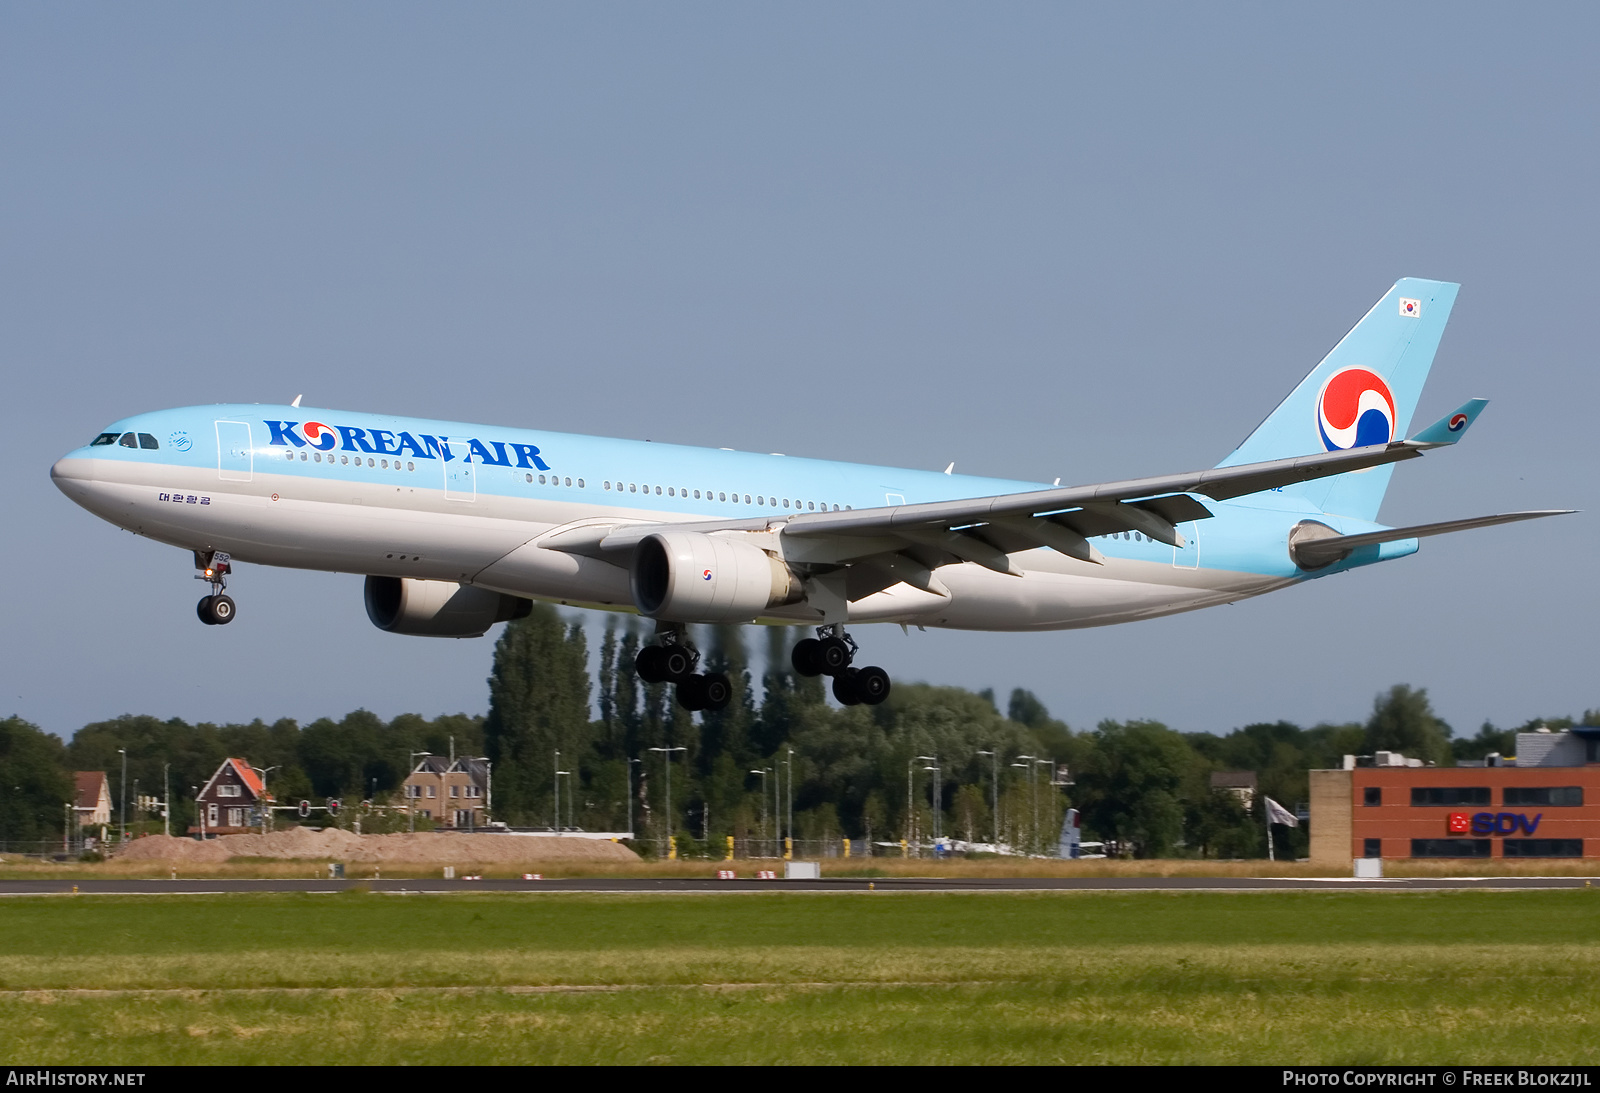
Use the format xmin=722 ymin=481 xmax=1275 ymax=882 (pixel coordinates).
xmin=0 ymin=875 xmax=1591 ymax=895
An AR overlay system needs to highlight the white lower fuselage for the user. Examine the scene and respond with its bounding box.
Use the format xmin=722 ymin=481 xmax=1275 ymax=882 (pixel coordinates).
xmin=52 ymin=440 xmax=1294 ymax=634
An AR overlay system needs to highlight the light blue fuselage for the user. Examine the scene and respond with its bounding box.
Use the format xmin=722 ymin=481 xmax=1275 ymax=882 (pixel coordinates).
xmin=51 ymin=403 xmax=1413 ymax=633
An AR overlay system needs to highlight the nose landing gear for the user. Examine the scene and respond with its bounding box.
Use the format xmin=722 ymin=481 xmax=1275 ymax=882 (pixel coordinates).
xmin=634 ymin=626 xmax=731 ymax=713
xmin=195 ymin=550 xmax=236 ymax=626
xmin=791 ymin=625 xmax=891 ymax=706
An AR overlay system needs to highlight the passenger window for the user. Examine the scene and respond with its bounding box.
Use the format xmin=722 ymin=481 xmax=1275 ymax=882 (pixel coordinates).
xmin=119 ymin=432 xmax=138 ymax=448
xmin=565 ymin=477 xmax=573 ymax=487
xmin=577 ymin=479 xmax=584 ymax=488
xmin=138 ymin=433 xmax=159 ymax=450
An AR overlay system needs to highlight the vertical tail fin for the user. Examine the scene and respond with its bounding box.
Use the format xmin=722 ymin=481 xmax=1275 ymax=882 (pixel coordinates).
xmin=1216 ymin=277 xmax=1459 ymax=522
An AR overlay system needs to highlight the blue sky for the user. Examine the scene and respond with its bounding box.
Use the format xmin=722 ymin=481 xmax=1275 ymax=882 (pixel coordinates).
xmin=3 ymin=4 xmax=1595 ymax=740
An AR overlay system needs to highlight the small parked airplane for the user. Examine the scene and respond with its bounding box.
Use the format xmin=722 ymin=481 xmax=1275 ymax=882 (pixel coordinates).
xmin=52 ymin=278 xmax=1568 ymax=711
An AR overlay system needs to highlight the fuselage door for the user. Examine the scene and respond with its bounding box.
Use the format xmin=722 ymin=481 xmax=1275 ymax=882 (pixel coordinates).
xmin=443 ymin=441 xmax=475 ymax=502
xmin=1172 ymin=520 xmax=1201 ymax=569
xmin=215 ymin=421 xmax=253 ymax=482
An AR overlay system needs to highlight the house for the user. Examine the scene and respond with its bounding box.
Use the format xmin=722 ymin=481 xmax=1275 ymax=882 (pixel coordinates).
xmin=74 ymin=772 xmax=112 ymax=828
xmin=190 ymin=758 xmax=272 ymax=836
xmin=402 ymin=756 xmax=490 ymax=829
xmin=1209 ymin=771 xmax=1258 ymax=811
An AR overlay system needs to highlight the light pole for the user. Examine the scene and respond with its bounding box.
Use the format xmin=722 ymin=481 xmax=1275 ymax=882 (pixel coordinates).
xmin=162 ymin=762 xmax=170 ymax=838
xmin=251 ymin=766 xmax=279 ymax=833
xmin=118 ymin=749 xmax=127 ymax=845
xmin=1032 ymin=757 xmax=1053 ymax=855
xmin=751 ymin=768 xmax=771 ymax=855
xmin=407 ymin=751 xmax=431 ymax=832
xmin=1012 ymin=757 xmax=1035 ymax=854
xmin=553 ymin=749 xmax=561 ymax=834
xmin=649 ymin=746 xmax=687 ymax=853
xmin=784 ymin=747 xmax=795 ymax=852
xmin=977 ymin=749 xmax=1000 ymax=845
xmin=472 ymin=757 xmax=493 ymax=828
xmin=626 ymin=757 xmax=641 ymax=839
xmin=555 ymin=768 xmax=572 ymax=833
xmin=908 ymin=755 xmax=936 ymax=856
xmin=922 ymin=759 xmax=942 ymax=845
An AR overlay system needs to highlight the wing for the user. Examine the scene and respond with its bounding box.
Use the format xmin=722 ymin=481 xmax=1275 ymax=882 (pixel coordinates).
xmin=541 ymin=439 xmax=1432 ymax=585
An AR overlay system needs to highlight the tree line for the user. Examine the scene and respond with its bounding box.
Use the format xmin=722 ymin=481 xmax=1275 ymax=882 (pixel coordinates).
xmin=2 ymin=603 xmax=1594 ymax=856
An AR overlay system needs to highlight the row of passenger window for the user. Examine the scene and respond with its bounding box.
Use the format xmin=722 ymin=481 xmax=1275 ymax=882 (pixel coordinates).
xmin=285 ymin=450 xmax=416 ymax=471
xmin=1363 ymin=786 xmax=1585 ymax=807
xmin=601 ymin=481 xmax=849 ymax=512
xmin=274 ymin=454 xmax=849 ymax=512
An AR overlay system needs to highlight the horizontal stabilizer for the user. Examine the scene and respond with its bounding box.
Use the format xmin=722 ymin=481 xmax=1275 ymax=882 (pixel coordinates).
xmin=1408 ymin=399 xmax=1488 ymax=447
xmin=1291 ymin=510 xmax=1575 ymax=569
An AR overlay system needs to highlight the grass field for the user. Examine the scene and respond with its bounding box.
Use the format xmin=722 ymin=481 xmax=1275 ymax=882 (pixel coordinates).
xmin=3 ymin=889 xmax=1599 ymax=1064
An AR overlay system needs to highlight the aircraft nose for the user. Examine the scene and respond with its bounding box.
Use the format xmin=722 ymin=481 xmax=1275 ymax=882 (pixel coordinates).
xmin=51 ymin=454 xmax=97 ymax=494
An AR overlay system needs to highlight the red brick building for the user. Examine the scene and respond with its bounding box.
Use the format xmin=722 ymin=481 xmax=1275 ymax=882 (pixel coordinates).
xmin=1311 ymin=729 xmax=1600 ymax=863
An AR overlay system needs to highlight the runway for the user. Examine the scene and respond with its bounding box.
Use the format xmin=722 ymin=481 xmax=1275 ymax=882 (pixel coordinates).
xmin=0 ymin=875 xmax=1591 ymax=895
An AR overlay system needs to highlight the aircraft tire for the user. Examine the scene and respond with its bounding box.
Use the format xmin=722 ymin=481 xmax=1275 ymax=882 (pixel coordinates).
xmin=676 ymin=674 xmax=708 ymax=712
xmin=209 ymin=595 xmax=236 ymax=625
xmin=790 ymin=638 xmax=823 ymax=677
xmin=817 ymin=637 xmax=852 ymax=676
xmin=660 ymin=645 xmax=694 ymax=682
xmin=702 ymin=672 xmax=732 ymax=711
xmin=636 ymin=644 xmax=668 ymax=683
xmin=197 ymin=596 xmax=217 ymax=625
xmin=854 ymin=665 xmax=891 ymax=705
xmin=832 ymin=670 xmax=863 ymax=706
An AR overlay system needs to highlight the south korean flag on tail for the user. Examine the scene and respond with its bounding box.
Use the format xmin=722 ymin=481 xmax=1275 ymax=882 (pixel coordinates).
xmin=1399 ymin=297 xmax=1422 ymax=317
xmin=1265 ymin=797 xmax=1299 ymax=827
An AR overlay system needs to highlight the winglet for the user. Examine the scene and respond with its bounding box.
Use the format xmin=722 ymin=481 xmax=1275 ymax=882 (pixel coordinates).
xmin=1407 ymin=398 xmax=1488 ymax=448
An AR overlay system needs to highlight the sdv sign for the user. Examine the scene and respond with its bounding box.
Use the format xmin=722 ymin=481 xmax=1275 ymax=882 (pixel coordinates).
xmin=1448 ymin=811 xmax=1542 ymax=836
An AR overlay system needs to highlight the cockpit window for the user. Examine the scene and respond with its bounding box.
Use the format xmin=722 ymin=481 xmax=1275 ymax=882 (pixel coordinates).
xmin=91 ymin=433 xmax=120 ymax=446
xmin=138 ymin=433 xmax=159 ymax=450
xmin=118 ymin=432 xmax=138 ymax=448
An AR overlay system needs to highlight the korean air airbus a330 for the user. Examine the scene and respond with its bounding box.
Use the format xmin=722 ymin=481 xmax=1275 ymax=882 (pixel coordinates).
xmin=52 ymin=278 xmax=1569 ymax=712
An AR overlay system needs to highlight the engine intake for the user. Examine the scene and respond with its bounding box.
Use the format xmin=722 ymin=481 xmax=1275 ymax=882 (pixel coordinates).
xmin=631 ymin=532 xmax=802 ymax=622
xmin=364 ymin=576 xmax=532 ymax=638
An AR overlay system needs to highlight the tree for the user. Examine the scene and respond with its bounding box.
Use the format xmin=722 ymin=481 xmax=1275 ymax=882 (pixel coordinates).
xmin=1365 ymin=685 xmax=1452 ymax=766
xmin=1076 ymin=719 xmax=1197 ymax=857
xmin=483 ymin=605 xmax=593 ymax=824
xmin=0 ymin=717 xmax=72 ymax=846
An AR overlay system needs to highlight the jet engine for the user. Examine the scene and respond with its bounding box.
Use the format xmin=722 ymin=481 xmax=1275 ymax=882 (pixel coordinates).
xmin=630 ymin=532 xmax=803 ymax=622
xmin=364 ymin=576 xmax=532 ymax=638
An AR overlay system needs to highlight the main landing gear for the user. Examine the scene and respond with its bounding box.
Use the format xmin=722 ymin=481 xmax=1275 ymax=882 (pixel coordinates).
xmin=791 ymin=626 xmax=891 ymax=706
xmin=635 ymin=630 xmax=732 ymax=713
xmin=194 ymin=550 xmax=236 ymax=626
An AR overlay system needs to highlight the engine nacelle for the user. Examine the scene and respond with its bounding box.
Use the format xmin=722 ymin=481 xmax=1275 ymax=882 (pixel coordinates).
xmin=364 ymin=576 xmax=532 ymax=638
xmin=630 ymin=532 xmax=803 ymax=622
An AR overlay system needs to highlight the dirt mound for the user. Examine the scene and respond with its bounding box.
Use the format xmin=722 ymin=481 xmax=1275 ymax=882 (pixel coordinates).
xmin=114 ymin=830 xmax=636 ymax=864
